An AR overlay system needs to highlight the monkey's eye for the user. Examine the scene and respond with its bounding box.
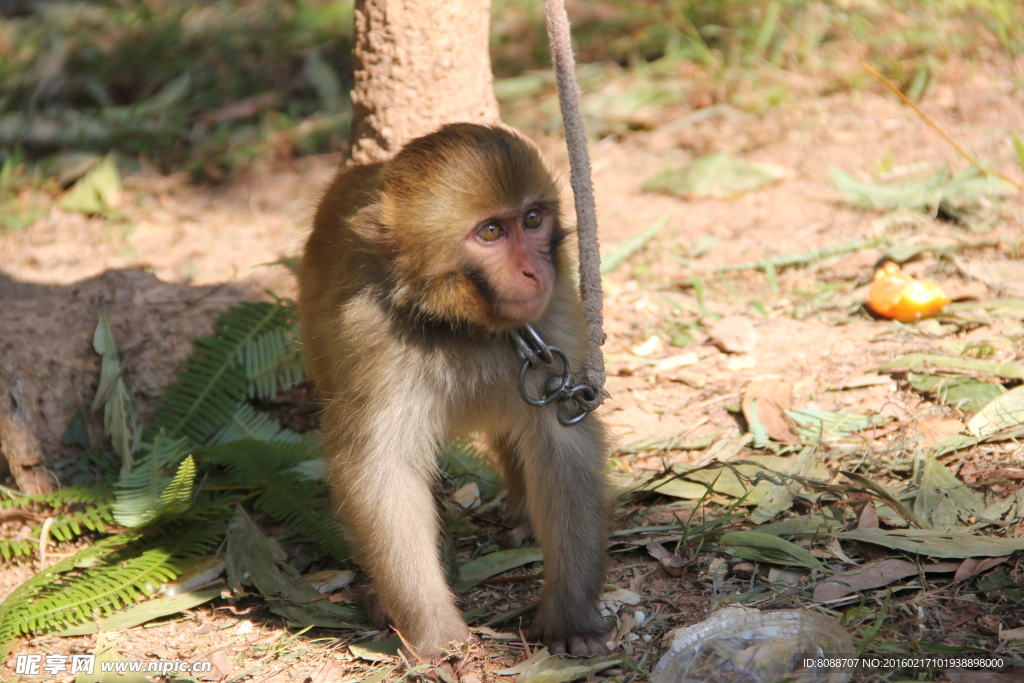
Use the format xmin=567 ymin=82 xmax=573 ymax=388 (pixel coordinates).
xmin=523 ymin=209 xmax=543 ymax=229
xmin=477 ymin=222 xmax=503 ymax=242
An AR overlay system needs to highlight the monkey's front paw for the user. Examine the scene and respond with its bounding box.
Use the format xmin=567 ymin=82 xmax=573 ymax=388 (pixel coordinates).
xmin=552 ymin=633 xmax=609 ymax=657
xmin=526 ymin=620 xmax=611 ymax=657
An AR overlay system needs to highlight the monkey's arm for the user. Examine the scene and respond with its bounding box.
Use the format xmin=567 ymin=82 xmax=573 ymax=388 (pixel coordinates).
xmin=500 ymin=408 xmax=610 ymax=656
xmin=321 ymin=360 xmax=472 ymax=656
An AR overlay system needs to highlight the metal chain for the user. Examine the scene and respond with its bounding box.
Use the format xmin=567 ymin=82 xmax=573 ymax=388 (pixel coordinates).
xmin=510 ymin=324 xmax=598 ymax=426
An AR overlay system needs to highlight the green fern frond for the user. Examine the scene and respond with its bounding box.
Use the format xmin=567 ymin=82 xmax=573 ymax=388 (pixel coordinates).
xmin=115 ymin=456 xmax=195 ymax=528
xmin=207 ymin=403 xmax=304 ymax=447
xmin=0 ymin=484 xmax=110 ymax=511
xmin=0 ymin=485 xmax=115 ymax=562
xmin=49 ymin=501 xmax=115 ymax=542
xmin=0 ymin=501 xmax=115 ymax=561
xmin=146 ymin=302 xmax=294 ymax=446
xmin=0 ymin=532 xmax=142 ymax=656
xmin=145 ymin=334 xmax=248 ymax=446
xmin=0 ymin=502 xmax=115 ymax=562
xmin=0 ymin=520 xmax=222 ymax=655
xmin=113 ymin=433 xmax=192 ymax=528
xmin=251 ymin=487 xmax=348 ymax=565
xmin=201 ymin=440 xmax=347 ymax=563
xmin=0 ymin=538 xmax=35 ymax=561
xmin=438 ymin=440 xmax=503 ymax=499
xmin=243 ymin=323 xmax=306 ymax=400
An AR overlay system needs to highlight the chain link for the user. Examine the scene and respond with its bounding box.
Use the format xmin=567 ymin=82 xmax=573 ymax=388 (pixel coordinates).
xmin=510 ymin=324 xmax=598 ymax=426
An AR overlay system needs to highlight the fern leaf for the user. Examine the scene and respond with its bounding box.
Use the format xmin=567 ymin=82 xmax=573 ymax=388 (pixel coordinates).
xmin=0 ymin=538 xmax=35 ymax=561
xmin=115 ymin=456 xmax=195 ymax=528
xmin=0 ymin=520 xmax=222 ymax=654
xmin=0 ymin=485 xmax=110 ymax=511
xmin=207 ymin=403 xmax=304 ymax=447
xmin=48 ymin=501 xmax=115 ymax=542
xmin=243 ymin=323 xmax=306 ymax=400
xmin=0 ymin=532 xmax=142 ymax=656
xmin=438 ymin=440 xmax=503 ymax=499
xmin=145 ymin=335 xmax=249 ymax=446
xmin=146 ymin=302 xmax=289 ymax=445
xmin=201 ymin=440 xmax=347 ymax=563
xmin=0 ymin=487 xmax=114 ymax=561
xmin=113 ymin=433 xmax=192 ymax=527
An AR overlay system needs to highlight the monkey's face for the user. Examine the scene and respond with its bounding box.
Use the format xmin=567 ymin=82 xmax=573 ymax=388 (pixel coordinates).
xmin=460 ymin=201 xmax=557 ymax=327
xmin=377 ymin=124 xmax=566 ymax=332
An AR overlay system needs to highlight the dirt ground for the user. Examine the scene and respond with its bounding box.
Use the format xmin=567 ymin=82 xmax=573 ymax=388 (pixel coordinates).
xmin=2 ymin=51 xmax=1023 ymax=683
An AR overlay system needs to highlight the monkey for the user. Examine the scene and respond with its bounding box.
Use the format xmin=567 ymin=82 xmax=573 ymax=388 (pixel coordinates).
xmin=297 ymin=123 xmax=610 ymax=662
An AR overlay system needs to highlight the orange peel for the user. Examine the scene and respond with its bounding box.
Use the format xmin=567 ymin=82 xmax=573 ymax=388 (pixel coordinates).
xmin=868 ymin=261 xmax=951 ymax=322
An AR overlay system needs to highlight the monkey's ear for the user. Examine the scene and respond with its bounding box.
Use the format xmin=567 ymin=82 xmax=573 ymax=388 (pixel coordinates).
xmin=351 ymin=204 xmax=393 ymax=249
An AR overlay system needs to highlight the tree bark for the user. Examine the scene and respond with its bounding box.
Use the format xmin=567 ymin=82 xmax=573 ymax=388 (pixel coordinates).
xmin=348 ymin=0 xmax=500 ymax=165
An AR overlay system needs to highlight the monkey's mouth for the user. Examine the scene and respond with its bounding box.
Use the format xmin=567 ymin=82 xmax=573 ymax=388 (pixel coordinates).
xmin=498 ymin=290 xmax=553 ymax=323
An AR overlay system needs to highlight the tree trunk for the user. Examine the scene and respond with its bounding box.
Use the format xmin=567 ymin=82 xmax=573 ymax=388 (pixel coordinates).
xmin=348 ymin=0 xmax=500 ymax=165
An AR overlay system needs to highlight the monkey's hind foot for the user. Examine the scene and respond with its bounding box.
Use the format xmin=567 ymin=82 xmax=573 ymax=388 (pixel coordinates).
xmin=361 ymin=585 xmax=392 ymax=631
xmin=505 ymin=521 xmax=535 ymax=549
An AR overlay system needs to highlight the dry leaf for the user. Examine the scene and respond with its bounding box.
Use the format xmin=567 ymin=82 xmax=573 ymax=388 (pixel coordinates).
xmin=653 ymin=353 xmax=699 ymax=373
xmin=495 ymin=648 xmax=551 ymax=676
xmin=631 ymin=335 xmax=662 ymax=357
xmin=645 ymin=541 xmax=671 ymax=560
xmin=837 ymin=528 xmax=1024 ymax=558
xmin=825 ymin=537 xmax=856 ymax=563
xmin=953 ymin=555 xmax=1009 ymax=583
xmin=208 ymin=649 xmax=233 ymax=679
xmin=708 ymin=316 xmax=757 ymax=354
xmin=968 ymin=385 xmax=1024 ymax=438
xmin=955 ymin=257 xmax=1024 ymax=297
xmin=613 ymin=611 xmax=637 ymax=641
xmin=822 ymin=249 xmax=884 ymax=280
xmin=915 ymin=456 xmax=986 ymax=530
xmin=945 ymin=668 xmax=1021 ymax=683
xmin=643 ymin=153 xmax=787 ymax=199
xmin=941 ymin=280 xmax=988 ymax=301
xmin=662 ymin=369 xmax=708 ymax=387
xmin=839 ymin=373 xmax=895 ymax=390
xmin=303 ymin=569 xmax=355 ymax=594
xmin=452 ymin=481 xmax=481 ymax=509
xmin=916 ymin=418 xmax=966 ymax=449
xmin=998 ymin=627 xmax=1024 ymax=642
xmin=812 ymin=559 xmax=918 ymax=603
xmin=946 ymin=603 xmax=986 ymax=630
xmin=858 ymin=502 xmax=880 ymax=529
xmin=599 ymin=587 xmax=641 ymax=616
xmin=742 ymin=379 xmax=800 ymax=443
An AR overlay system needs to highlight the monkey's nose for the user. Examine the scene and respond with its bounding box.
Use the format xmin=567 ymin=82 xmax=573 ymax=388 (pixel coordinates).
xmin=522 ymin=270 xmax=537 ymax=281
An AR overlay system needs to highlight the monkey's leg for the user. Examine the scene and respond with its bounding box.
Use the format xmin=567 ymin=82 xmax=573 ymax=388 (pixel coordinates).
xmin=492 ymin=433 xmax=534 ymax=548
xmin=518 ymin=414 xmax=610 ymax=656
xmin=330 ymin=419 xmax=471 ymax=657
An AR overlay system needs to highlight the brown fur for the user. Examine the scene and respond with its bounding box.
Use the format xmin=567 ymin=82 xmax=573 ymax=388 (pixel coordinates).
xmin=298 ymin=123 xmax=610 ymax=659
